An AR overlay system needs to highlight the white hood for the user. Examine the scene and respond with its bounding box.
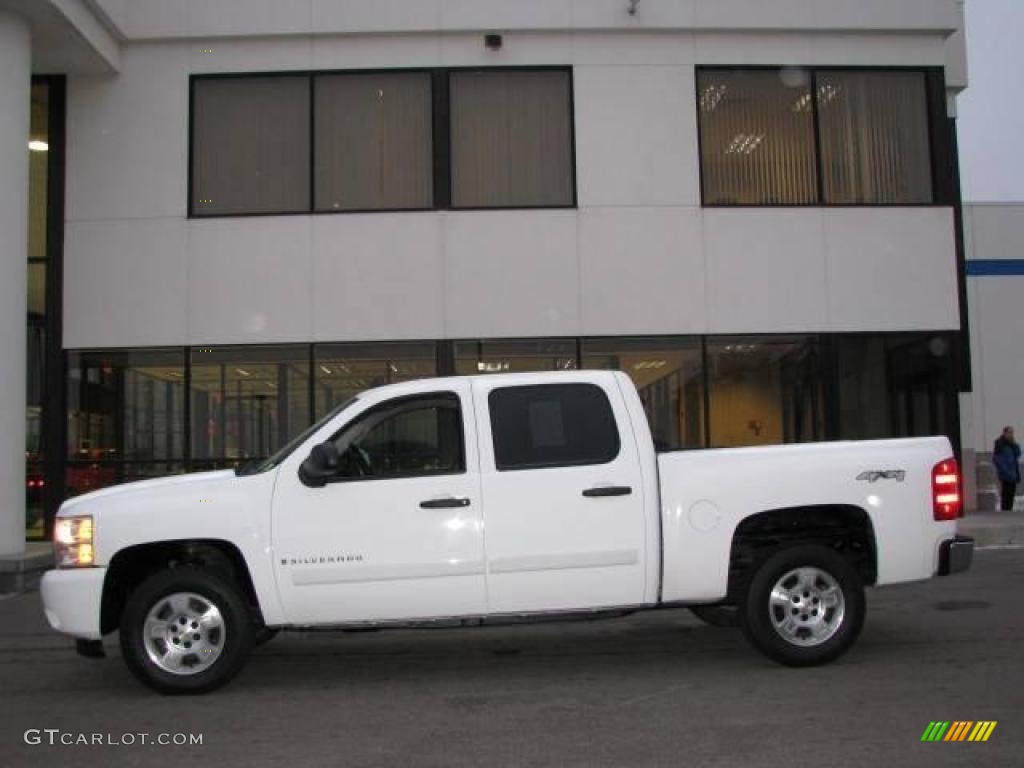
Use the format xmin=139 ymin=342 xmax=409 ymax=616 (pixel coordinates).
xmin=58 ymin=470 xmax=237 ymax=516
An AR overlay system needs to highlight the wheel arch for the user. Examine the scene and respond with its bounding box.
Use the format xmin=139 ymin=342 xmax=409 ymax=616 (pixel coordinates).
xmin=726 ymin=505 xmax=877 ymax=602
xmin=100 ymin=539 xmax=265 ymax=635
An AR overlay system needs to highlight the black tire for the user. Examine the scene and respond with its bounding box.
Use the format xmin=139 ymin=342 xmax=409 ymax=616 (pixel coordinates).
xmin=739 ymin=544 xmax=865 ymax=667
xmin=119 ymin=566 xmax=254 ymax=694
xmin=689 ymin=605 xmax=739 ymax=628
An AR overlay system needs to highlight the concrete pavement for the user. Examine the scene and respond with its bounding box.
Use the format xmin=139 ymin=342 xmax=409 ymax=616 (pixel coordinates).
xmin=0 ymin=549 xmax=1021 ymax=768
xmin=958 ymin=510 xmax=1024 ymax=547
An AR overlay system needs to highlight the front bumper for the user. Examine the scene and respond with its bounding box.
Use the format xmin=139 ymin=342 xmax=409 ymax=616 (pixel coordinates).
xmin=938 ymin=535 xmax=974 ymax=576
xmin=40 ymin=567 xmax=107 ymax=640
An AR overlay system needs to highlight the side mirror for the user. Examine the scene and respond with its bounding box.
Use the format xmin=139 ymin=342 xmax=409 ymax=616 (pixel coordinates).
xmin=299 ymin=441 xmax=340 ymax=488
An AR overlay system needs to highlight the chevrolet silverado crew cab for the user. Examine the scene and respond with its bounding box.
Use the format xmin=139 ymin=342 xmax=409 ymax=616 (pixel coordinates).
xmin=41 ymin=371 xmax=974 ymax=694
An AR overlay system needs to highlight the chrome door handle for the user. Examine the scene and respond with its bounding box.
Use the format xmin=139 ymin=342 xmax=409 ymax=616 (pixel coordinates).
xmin=582 ymin=486 xmax=632 ymax=498
xmin=419 ymin=497 xmax=471 ymax=509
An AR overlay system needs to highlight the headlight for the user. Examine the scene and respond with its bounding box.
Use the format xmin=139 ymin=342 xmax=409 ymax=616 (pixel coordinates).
xmin=54 ymin=515 xmax=95 ymax=568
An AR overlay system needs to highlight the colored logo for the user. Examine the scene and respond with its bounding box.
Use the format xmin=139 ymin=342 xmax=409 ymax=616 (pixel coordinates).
xmin=921 ymin=721 xmax=997 ymax=742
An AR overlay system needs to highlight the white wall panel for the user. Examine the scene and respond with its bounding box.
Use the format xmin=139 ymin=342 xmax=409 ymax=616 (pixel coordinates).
xmin=187 ymin=36 xmax=312 ymax=73
xmin=574 ymin=65 xmax=699 ymax=207
xmin=807 ymin=32 xmax=945 ymax=67
xmin=570 ymin=0 xmax=695 ymax=29
xmin=970 ymin=279 xmax=1024 ymax=452
xmin=60 ymin=29 xmax=966 ymax=350
xmin=439 ymin=0 xmax=571 ymax=32
xmin=443 ymin=211 xmax=578 ymax=338
xmin=64 ymin=219 xmax=188 ymax=348
xmin=695 ymin=0 xmax=815 ymax=31
xmin=571 ymin=31 xmax=693 ymax=66
xmin=185 ymin=0 xmax=312 ymax=38
xmin=579 ymin=207 xmax=705 ymax=335
xmin=704 ymin=209 xmax=828 ymax=333
xmin=311 ymin=0 xmax=440 ymax=34
xmin=694 ymin=33 xmax=812 ymax=65
xmin=964 ymin=205 xmax=1024 ymax=455
xmin=968 ymin=205 xmax=1024 ymax=260
xmin=312 ymin=35 xmax=441 ymax=70
xmin=186 ymin=218 xmax=312 ymax=344
xmin=440 ymin=32 xmax=570 ymax=67
xmin=120 ymin=0 xmax=189 ymax=39
xmin=824 ymin=208 xmax=959 ymax=332
xmin=110 ymin=0 xmax=961 ymax=39
xmin=807 ymin=0 xmax=961 ymax=33
xmin=312 ymin=214 xmax=444 ymax=342
xmin=66 ymin=43 xmax=188 ymax=222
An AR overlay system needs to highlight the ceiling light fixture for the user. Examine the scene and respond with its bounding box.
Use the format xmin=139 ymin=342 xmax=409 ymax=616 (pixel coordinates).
xmin=725 ymin=133 xmax=765 ymax=155
xmin=700 ymin=84 xmax=728 ymax=113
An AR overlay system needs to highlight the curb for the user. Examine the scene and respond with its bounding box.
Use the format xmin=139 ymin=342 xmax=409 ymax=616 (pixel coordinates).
xmin=0 ymin=546 xmax=53 ymax=594
xmin=959 ymin=514 xmax=1024 ymax=548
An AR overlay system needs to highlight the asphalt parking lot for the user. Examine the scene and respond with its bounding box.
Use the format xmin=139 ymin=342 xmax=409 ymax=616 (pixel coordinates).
xmin=1 ymin=549 xmax=1021 ymax=768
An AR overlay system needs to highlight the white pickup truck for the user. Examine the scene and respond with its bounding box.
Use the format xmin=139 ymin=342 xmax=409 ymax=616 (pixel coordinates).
xmin=41 ymin=371 xmax=973 ymax=694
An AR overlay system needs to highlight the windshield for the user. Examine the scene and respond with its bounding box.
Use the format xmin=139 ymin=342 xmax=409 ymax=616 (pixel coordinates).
xmin=235 ymin=397 xmax=358 ymax=476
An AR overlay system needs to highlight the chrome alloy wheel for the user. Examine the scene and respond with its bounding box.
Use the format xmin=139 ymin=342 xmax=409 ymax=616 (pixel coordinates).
xmin=142 ymin=592 xmax=226 ymax=675
xmin=768 ymin=567 xmax=846 ymax=647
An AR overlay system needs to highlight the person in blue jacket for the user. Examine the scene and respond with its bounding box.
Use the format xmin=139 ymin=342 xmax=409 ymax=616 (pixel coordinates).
xmin=993 ymin=426 xmax=1021 ymax=511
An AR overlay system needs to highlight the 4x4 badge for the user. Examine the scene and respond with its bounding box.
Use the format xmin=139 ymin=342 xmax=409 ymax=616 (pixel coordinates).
xmin=857 ymin=470 xmax=906 ymax=483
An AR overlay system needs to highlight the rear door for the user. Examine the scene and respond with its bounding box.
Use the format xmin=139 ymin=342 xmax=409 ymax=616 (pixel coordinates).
xmin=472 ymin=374 xmax=647 ymax=614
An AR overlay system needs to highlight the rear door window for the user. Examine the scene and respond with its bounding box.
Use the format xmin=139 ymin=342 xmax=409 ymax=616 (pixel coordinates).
xmin=488 ymin=383 xmax=620 ymax=471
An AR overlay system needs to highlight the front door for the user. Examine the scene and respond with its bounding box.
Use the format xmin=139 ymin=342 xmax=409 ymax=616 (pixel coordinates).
xmin=472 ymin=375 xmax=647 ymax=614
xmin=271 ymin=381 xmax=486 ymax=625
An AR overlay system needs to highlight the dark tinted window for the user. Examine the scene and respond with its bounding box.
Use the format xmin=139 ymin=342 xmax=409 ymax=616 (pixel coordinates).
xmin=450 ymin=69 xmax=574 ymax=208
xmin=192 ymin=76 xmax=310 ymax=215
xmin=331 ymin=394 xmax=464 ymax=480
xmin=816 ymin=70 xmax=933 ymax=204
xmin=697 ymin=67 xmax=936 ymax=206
xmin=314 ymin=72 xmax=433 ymax=211
xmin=697 ymin=68 xmax=818 ymax=205
xmin=489 ymin=384 xmax=619 ymax=471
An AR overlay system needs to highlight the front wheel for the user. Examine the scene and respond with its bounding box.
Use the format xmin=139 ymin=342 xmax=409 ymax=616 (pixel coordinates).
xmin=740 ymin=545 xmax=865 ymax=667
xmin=119 ymin=566 xmax=255 ymax=694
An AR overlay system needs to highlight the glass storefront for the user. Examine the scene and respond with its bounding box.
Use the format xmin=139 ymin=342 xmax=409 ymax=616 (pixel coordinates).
xmin=454 ymin=338 xmax=577 ymax=375
xmin=57 ymin=333 xmax=961 ymax=501
xmin=314 ymin=342 xmax=437 ymax=419
xmin=581 ymin=337 xmax=705 ymax=452
xmin=837 ymin=333 xmax=957 ymax=441
xmin=190 ymin=346 xmax=310 ymax=467
xmin=66 ymin=349 xmax=186 ymax=496
xmin=706 ymin=336 xmax=824 ymax=448
xmin=25 ymin=80 xmax=54 ymax=540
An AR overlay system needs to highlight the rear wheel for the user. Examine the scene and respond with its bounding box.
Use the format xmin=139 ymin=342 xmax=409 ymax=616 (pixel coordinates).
xmin=740 ymin=544 xmax=865 ymax=667
xmin=119 ymin=566 xmax=254 ymax=694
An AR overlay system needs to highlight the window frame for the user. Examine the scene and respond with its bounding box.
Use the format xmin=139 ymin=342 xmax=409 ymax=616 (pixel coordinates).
xmin=488 ymin=383 xmax=622 ymax=472
xmin=188 ymin=66 xmax=577 ymax=219
xmin=322 ymin=391 xmax=467 ymax=484
xmin=695 ymin=65 xmax=949 ymax=209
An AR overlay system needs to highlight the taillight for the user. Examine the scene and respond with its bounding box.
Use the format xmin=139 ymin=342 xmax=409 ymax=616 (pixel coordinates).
xmin=932 ymin=458 xmax=962 ymax=520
